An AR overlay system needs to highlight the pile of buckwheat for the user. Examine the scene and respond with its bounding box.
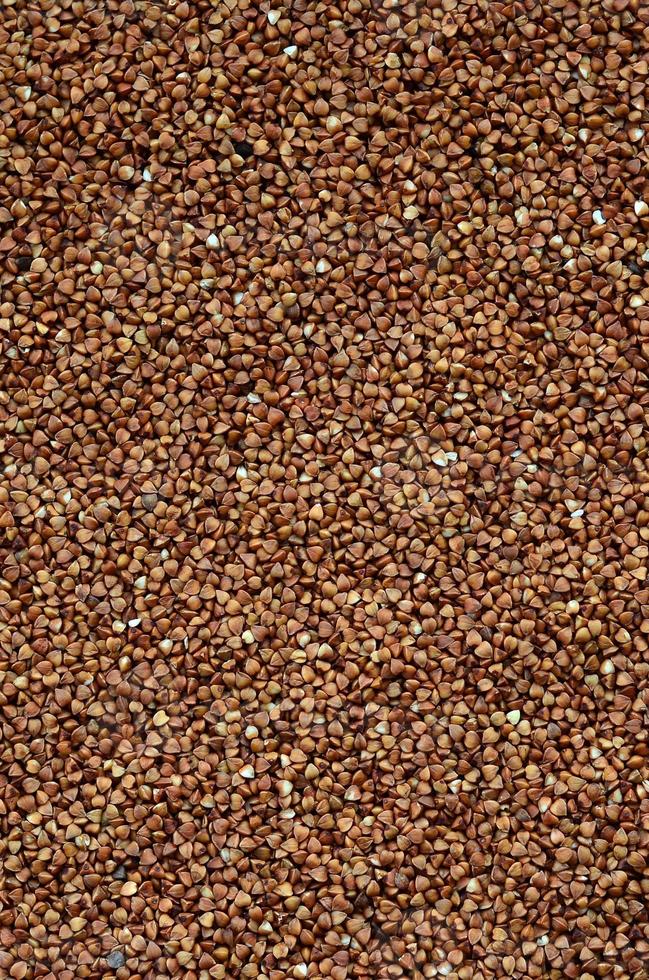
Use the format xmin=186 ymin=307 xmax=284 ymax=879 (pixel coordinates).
xmin=1 ymin=0 xmax=649 ymax=977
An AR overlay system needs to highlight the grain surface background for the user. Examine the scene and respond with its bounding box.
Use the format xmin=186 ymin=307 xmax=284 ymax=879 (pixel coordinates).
xmin=1 ymin=0 xmax=649 ymax=978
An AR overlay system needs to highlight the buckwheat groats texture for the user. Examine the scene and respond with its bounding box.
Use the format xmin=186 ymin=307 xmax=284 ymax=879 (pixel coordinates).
xmin=2 ymin=0 xmax=649 ymax=978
